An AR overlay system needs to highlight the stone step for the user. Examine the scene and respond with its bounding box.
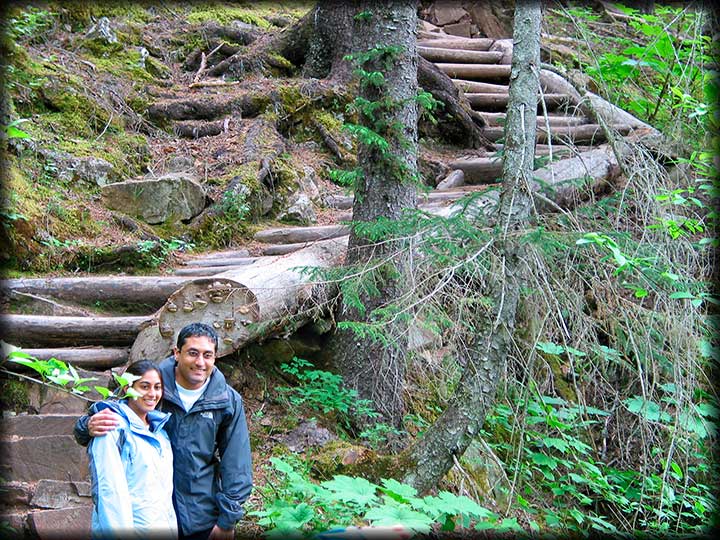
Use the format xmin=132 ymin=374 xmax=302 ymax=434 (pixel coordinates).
xmin=437 ymin=63 xmax=511 ymax=82
xmin=417 ymin=37 xmax=494 ymax=50
xmin=466 ymin=92 xmax=571 ymax=112
xmin=0 ymin=415 xmax=89 ymax=483
xmin=418 ymin=46 xmax=503 ymax=64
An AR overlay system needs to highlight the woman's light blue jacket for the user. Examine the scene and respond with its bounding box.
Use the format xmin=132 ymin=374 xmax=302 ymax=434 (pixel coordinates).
xmin=88 ymin=400 xmax=177 ymax=539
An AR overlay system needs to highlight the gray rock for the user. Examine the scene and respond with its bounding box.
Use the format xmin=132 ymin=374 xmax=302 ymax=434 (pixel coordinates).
xmin=0 ymin=435 xmax=88 ymax=482
xmin=101 ymin=173 xmax=207 ymax=224
xmin=431 ymin=3 xmax=468 ymax=26
xmin=37 ymin=148 xmax=119 ymax=186
xmin=166 ymin=155 xmax=195 ymax=173
xmin=85 ymin=17 xmax=117 ymax=44
xmin=31 ymin=480 xmax=92 ymax=509
xmin=298 ymin=166 xmax=321 ymax=201
xmin=277 ymin=420 xmax=337 ymax=453
xmin=278 ymin=193 xmax=316 ymax=225
xmin=436 ymin=169 xmax=465 ymax=190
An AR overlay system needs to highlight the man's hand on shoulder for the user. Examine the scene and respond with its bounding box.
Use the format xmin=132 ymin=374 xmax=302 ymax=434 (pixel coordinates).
xmin=89 ymin=408 xmax=121 ymax=436
xmin=208 ymin=525 xmax=234 ymax=540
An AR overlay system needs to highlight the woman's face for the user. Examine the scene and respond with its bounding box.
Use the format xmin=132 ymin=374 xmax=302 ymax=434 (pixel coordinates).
xmin=126 ymin=369 xmax=163 ymax=419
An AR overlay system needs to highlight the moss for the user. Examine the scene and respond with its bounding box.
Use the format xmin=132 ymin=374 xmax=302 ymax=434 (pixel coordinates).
xmin=187 ymin=4 xmax=272 ymax=28
xmin=0 ymin=379 xmax=31 ymax=412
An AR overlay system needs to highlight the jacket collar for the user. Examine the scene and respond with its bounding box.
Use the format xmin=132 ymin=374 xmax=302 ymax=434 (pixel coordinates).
xmin=96 ymin=399 xmax=171 ymax=433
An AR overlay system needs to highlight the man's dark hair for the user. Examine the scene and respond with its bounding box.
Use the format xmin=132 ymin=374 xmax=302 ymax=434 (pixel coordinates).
xmin=176 ymin=322 xmax=219 ymax=353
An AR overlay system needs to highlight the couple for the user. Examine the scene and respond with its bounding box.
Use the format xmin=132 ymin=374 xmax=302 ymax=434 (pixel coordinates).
xmin=74 ymin=323 xmax=252 ymax=540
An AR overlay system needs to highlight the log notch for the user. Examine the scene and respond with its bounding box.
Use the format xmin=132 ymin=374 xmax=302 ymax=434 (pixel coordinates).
xmin=129 ymin=237 xmax=348 ymax=362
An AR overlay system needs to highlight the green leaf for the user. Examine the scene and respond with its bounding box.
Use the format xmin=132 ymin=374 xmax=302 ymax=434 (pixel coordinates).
xmin=94 ymin=386 xmax=112 ymax=399
xmin=379 ymin=478 xmax=417 ymax=502
xmin=363 ymin=504 xmax=434 ymax=532
xmin=536 ymin=341 xmax=564 ymax=355
xmin=320 ymin=475 xmax=378 ymax=506
xmin=531 ymin=452 xmax=558 ymax=469
xmin=542 ymin=437 xmax=570 ymax=453
xmin=669 ymin=291 xmax=695 ymax=299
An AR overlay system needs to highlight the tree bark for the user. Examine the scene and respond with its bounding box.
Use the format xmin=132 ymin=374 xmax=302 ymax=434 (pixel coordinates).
xmin=401 ymin=0 xmax=542 ymax=493
xmin=327 ymin=0 xmax=419 ymax=430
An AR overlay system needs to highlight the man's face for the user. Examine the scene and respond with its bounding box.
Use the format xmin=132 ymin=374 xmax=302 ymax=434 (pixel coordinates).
xmin=174 ymin=335 xmax=216 ymax=390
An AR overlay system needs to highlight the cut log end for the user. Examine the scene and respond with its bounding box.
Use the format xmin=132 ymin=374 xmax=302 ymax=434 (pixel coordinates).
xmin=129 ymin=278 xmax=260 ymax=362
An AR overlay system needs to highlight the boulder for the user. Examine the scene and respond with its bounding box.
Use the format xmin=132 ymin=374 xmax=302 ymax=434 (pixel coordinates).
xmin=36 ymin=148 xmax=119 ymax=186
xmin=101 ymin=173 xmax=207 ymax=224
xmin=278 ymin=193 xmax=316 ymax=225
xmin=428 ymin=2 xmax=468 ymax=26
xmin=442 ymin=21 xmax=473 ymax=38
xmin=84 ymin=17 xmax=117 ymax=44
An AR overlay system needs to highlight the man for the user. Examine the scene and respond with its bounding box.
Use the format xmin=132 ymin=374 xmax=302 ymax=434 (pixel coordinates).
xmin=75 ymin=323 xmax=252 ymax=540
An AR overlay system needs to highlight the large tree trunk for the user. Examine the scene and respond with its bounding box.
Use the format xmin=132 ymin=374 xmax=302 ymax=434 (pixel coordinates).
xmin=326 ymin=1 xmax=419 ymax=430
xmin=402 ymin=0 xmax=542 ymax=492
xmin=129 ymin=237 xmax=347 ymax=362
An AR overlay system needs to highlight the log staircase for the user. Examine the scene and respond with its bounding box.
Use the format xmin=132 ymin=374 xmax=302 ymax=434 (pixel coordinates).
xmin=0 ymin=28 xmax=652 ymax=539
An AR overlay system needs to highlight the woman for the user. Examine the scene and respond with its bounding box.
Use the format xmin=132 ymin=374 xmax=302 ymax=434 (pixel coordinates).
xmin=87 ymin=360 xmax=177 ymax=539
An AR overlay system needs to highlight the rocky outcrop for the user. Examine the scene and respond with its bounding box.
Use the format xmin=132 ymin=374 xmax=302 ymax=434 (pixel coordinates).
xmin=101 ymin=172 xmax=207 ymax=224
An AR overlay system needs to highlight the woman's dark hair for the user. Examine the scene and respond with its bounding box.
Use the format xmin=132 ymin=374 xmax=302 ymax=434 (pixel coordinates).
xmin=124 ymin=359 xmax=162 ymax=389
xmin=176 ymin=322 xmax=219 ymax=352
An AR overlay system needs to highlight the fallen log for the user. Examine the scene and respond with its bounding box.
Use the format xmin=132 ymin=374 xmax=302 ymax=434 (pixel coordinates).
xmin=435 ymin=169 xmax=465 ymax=190
xmin=0 ymin=277 xmax=197 ymax=308
xmin=254 ymin=224 xmax=349 ymax=244
xmin=447 ymin=157 xmax=504 ymax=184
xmin=417 ymin=37 xmax=494 ymax=50
xmin=129 ymin=237 xmax=349 ymax=361
xmin=185 ymin=249 xmax=250 ymax=261
xmin=5 ymin=347 xmax=129 ymax=370
xmin=147 ymin=93 xmax=262 ymax=122
xmin=0 ymin=315 xmax=150 ymax=347
xmin=436 ymin=63 xmax=511 ymax=81
xmin=418 ymin=47 xmax=503 ymax=64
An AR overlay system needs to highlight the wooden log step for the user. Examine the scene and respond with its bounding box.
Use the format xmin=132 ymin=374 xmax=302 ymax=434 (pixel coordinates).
xmin=448 ymin=158 xmax=504 ymax=184
xmin=452 ymin=79 xmax=508 ymax=94
xmin=481 ymin=112 xmax=590 ymax=127
xmin=0 ymin=277 xmax=196 ymax=307
xmin=0 ymin=315 xmax=151 ymax=347
xmin=173 ymin=266 xmax=245 ymax=276
xmin=182 ymin=257 xmax=259 ymax=268
xmin=174 ymin=119 xmax=227 ymax=139
xmin=493 ymin=144 xmax=595 ymax=156
xmin=466 ymin=92 xmax=571 ymax=112
xmin=324 ymin=188 xmax=486 ymax=210
xmin=261 ymin=243 xmax=309 ymax=256
xmin=436 ymin=63 xmax=511 ymax=81
xmin=186 ymin=249 xmax=250 ymax=261
xmin=418 ymin=47 xmax=503 ymax=64
xmin=417 ymin=37 xmax=494 ymax=50
xmin=482 ymin=123 xmax=633 ymax=145
xmin=253 ymin=224 xmax=349 ymax=244
xmin=6 ymin=347 xmax=129 ymax=370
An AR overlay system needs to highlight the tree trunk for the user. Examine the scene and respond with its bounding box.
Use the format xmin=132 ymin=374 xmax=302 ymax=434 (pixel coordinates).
xmin=401 ymin=0 xmax=542 ymax=493
xmin=129 ymin=237 xmax=347 ymax=362
xmin=327 ymin=0 xmax=419 ymax=430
